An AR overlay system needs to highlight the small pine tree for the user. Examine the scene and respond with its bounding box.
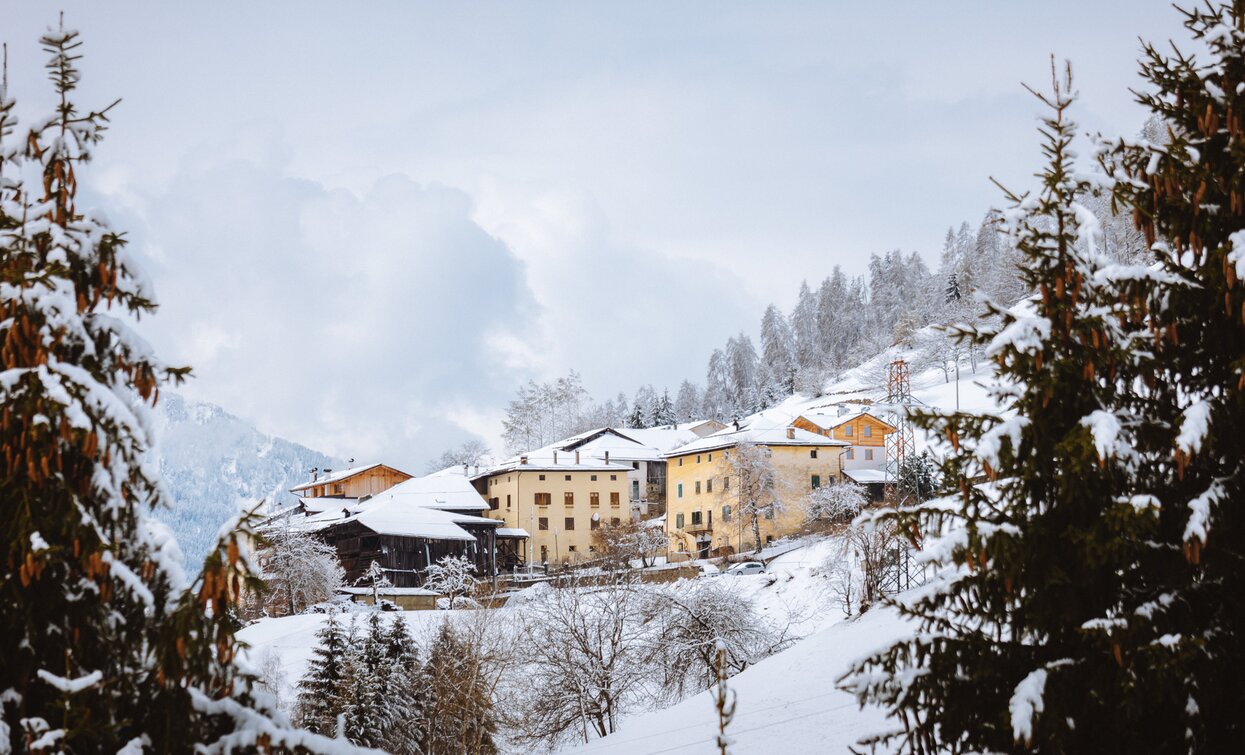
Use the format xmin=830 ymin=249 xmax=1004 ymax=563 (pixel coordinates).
xmin=381 ymin=616 xmax=427 ymax=754
xmin=424 ymin=621 xmax=499 ymax=755
xmin=342 ymin=611 xmax=393 ymax=747
xmin=295 ymin=612 xmax=350 ymax=736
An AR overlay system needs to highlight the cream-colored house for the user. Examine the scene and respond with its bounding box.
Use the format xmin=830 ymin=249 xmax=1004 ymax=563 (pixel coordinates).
xmin=664 ymin=423 xmax=849 ymax=559
xmin=472 ymin=448 xmax=633 ymax=566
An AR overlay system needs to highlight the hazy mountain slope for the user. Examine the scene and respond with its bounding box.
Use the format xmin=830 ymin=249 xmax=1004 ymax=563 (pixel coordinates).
xmin=152 ymin=393 xmax=338 ymax=569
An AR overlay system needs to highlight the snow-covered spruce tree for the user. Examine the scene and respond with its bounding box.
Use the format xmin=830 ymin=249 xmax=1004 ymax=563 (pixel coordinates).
xmin=380 ymin=615 xmax=426 ymax=754
xmin=1095 ymin=3 xmax=1245 ymax=747
xmin=294 ymin=611 xmax=349 ymax=736
xmin=341 ymin=611 xmax=393 ymax=747
xmin=842 ymin=63 xmax=1165 ymax=752
xmin=0 ymin=26 xmax=356 ymax=753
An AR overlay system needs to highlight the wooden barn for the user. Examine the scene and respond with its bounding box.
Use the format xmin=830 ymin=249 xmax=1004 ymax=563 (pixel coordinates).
xmin=289 ymin=462 xmax=412 ymax=500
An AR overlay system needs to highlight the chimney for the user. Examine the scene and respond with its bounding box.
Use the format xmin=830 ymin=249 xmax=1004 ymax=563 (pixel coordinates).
xmin=520 ymin=455 xmax=529 ymax=465
xmin=463 ymin=463 xmax=469 ymax=476
xmin=553 ymin=451 xmax=559 ymax=464
xmin=604 ymin=451 xmax=610 ymax=464
xmin=310 ymin=467 xmax=319 ymax=482
xmin=733 ymin=419 xmax=740 ymax=431
xmin=473 ymin=464 xmax=479 ymax=475
xmin=786 ymin=427 xmax=796 ymax=440
xmin=575 ymin=450 xmax=580 ymax=464
xmin=838 ymin=405 xmax=849 ymax=417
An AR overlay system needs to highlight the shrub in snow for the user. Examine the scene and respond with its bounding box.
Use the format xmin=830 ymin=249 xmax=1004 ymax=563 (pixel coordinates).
xmin=424 ymin=553 xmax=478 ymax=608
xmin=804 ymin=481 xmax=867 ymax=524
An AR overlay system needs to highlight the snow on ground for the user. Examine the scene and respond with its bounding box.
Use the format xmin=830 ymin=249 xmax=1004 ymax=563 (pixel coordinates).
xmin=556 ymin=604 xmax=913 ymax=755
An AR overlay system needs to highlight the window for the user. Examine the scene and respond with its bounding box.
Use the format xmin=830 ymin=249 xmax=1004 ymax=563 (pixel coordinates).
xmin=678 ymin=458 xmax=683 ymax=466
xmin=568 ymin=545 xmax=577 ymax=553
xmin=538 ymin=517 xmax=549 ymax=531
xmin=540 ymin=545 xmax=548 ymax=562
xmin=696 ymin=455 xmax=702 ymax=463
xmin=590 ymin=492 xmax=600 ymax=507
xmin=632 ymin=461 xmax=640 ymax=469
xmin=536 ymin=492 xmax=552 ymax=506
xmin=695 ymin=481 xmax=702 ymax=495
xmin=676 ymin=513 xmax=685 ymax=528
xmin=677 ymin=483 xmax=683 ymax=498
xmin=564 ymin=492 xmax=574 ymax=506
xmin=865 ymin=449 xmax=874 ymax=461
xmin=565 ymin=474 xmax=572 ymax=481
xmin=539 ymin=474 xmax=546 ymax=481
xmin=708 ymin=453 xmax=713 ymax=461
xmin=691 ymin=511 xmax=702 ymax=526
xmin=565 ymin=517 xmax=575 ymax=531
xmin=845 ymin=448 xmax=854 ymax=460
xmin=810 ymin=449 xmax=818 ymax=459
xmin=723 ymin=505 xmax=732 ymax=522
xmin=706 ymin=478 xmax=713 ymax=493
xmin=723 ymin=476 xmax=730 ymax=491
xmin=863 ymin=425 xmax=873 ymax=437
xmin=610 ymin=492 xmax=620 ymax=506
xmin=678 ymin=541 xmax=687 ymax=552
xmin=611 ymin=474 xmax=618 ymax=481
xmin=764 ymin=507 xmax=775 ymax=520
xmin=589 ymin=545 xmax=597 ymax=552
xmin=591 ymin=474 xmax=598 ymax=481
xmin=490 ymin=496 xmax=500 ymax=509
xmin=845 ymin=426 xmax=854 ymax=437
xmin=766 ymin=535 xmax=774 ymax=545
xmin=632 ymin=480 xmax=640 ymax=499
xmin=591 ymin=518 xmax=600 ymax=530
xmin=506 ymin=494 xmax=511 ymax=509
xmin=811 ymin=475 xmax=821 ymax=489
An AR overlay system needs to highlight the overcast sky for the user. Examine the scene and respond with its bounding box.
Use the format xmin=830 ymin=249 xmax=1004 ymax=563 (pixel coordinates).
xmin=6 ymin=1 xmax=1176 ymax=469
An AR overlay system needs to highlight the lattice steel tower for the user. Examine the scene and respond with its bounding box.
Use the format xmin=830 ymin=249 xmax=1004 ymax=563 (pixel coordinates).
xmin=884 ymin=359 xmax=918 ymax=506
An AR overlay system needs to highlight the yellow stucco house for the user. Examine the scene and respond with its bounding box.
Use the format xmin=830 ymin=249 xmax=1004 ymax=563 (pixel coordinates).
xmin=664 ymin=423 xmax=850 ymax=559
xmin=472 ymin=448 xmax=633 ymax=566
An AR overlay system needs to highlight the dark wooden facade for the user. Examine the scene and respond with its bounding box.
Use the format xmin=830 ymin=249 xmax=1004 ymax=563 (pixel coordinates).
xmin=318 ymin=520 xmax=499 ymax=588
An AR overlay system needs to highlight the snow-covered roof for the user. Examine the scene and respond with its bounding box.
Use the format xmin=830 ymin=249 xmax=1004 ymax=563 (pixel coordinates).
xmin=496 ymin=527 xmax=530 ymax=538
xmin=797 ymin=409 xmax=895 ymax=432
xmin=297 ymin=495 xmax=361 ymax=514
xmin=338 ymin=586 xmax=438 ymax=597
xmin=346 ymin=498 xmax=480 ymax=541
xmin=665 ymin=422 xmax=849 ymax=457
xmin=845 ymin=468 xmax=894 ymax=484
xmin=288 ymin=462 xmax=410 ymax=493
xmin=478 ymin=437 xmax=636 ymax=477
xmin=369 ymin=472 xmax=489 ymax=512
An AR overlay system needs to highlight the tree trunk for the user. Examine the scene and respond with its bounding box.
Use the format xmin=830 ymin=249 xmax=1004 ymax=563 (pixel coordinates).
xmin=751 ymin=514 xmax=762 ymax=554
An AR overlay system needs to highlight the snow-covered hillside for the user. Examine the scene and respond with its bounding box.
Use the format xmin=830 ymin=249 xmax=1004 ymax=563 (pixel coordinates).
xmin=153 ymin=393 xmax=339 ymax=569
xmin=557 ymin=605 xmax=911 ymax=755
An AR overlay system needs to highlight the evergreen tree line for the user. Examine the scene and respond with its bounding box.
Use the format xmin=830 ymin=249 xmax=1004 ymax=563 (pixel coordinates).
xmin=843 ymin=3 xmax=1245 ymax=751
xmin=500 ymin=169 xmax=1156 ymax=455
xmin=295 ymin=611 xmax=498 ymax=754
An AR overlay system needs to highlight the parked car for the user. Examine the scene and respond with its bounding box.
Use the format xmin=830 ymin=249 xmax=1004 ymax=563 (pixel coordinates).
xmin=726 ymin=561 xmax=766 ymax=576
xmin=697 ymin=563 xmax=722 ymax=577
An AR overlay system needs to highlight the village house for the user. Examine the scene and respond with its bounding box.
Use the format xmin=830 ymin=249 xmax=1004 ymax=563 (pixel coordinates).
xmin=289 ymin=462 xmax=413 ymax=503
xmin=664 ymin=423 xmax=850 ymax=559
xmin=279 ymin=467 xmax=512 ymax=588
xmin=471 ymin=447 xmax=633 ymax=566
xmin=792 ymin=407 xmax=897 ymax=499
xmin=553 ymin=421 xmax=721 ymax=520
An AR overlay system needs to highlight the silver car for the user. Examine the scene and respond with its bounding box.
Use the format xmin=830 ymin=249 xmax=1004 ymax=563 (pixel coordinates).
xmin=726 ymin=561 xmax=766 ymax=576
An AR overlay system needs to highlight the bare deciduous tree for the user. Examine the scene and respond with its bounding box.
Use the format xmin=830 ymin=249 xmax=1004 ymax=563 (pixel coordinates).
xmin=721 ymin=442 xmax=784 ymax=553
xmin=592 ymin=520 xmax=669 ymax=568
xmin=261 ymin=520 xmax=345 ymax=616
xmin=513 ymin=576 xmax=657 ymax=748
